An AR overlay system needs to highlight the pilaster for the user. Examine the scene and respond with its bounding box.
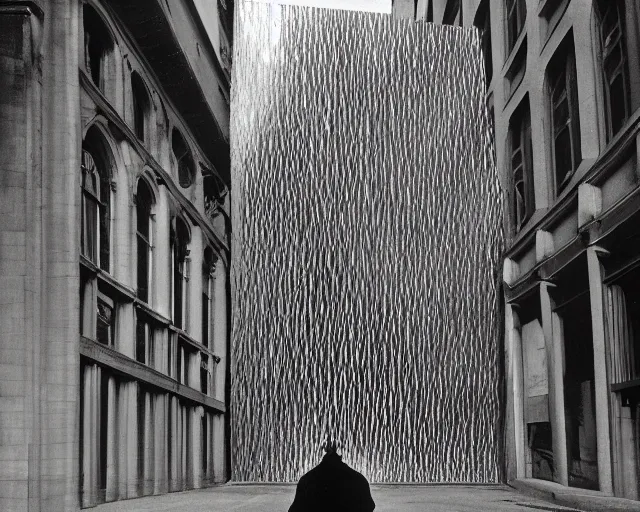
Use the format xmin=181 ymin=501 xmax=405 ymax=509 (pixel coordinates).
xmin=540 ymin=282 xmax=569 ymax=486
xmin=586 ymin=246 xmax=613 ymax=494
xmin=213 ymin=261 xmax=228 ymax=402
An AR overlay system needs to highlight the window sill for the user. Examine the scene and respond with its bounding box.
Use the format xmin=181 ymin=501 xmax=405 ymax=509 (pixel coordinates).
xmin=80 ymin=335 xmax=225 ymax=412
xmin=135 ymin=299 xmax=171 ymax=326
xmin=169 ymin=324 xmax=221 ymax=363
xmin=80 ymin=255 xmax=136 ymax=301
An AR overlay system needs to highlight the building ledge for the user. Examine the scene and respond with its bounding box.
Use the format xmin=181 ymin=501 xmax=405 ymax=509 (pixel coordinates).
xmin=509 ymin=478 xmax=640 ymax=512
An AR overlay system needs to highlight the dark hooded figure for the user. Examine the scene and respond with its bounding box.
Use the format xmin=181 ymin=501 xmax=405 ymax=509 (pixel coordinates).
xmin=288 ymin=440 xmax=375 ymax=512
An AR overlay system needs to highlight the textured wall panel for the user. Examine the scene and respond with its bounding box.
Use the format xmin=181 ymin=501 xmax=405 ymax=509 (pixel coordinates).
xmin=230 ymin=2 xmax=503 ymax=483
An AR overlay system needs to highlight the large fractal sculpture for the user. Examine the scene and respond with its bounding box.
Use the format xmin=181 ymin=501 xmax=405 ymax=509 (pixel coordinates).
xmin=230 ymin=1 xmax=503 ymax=483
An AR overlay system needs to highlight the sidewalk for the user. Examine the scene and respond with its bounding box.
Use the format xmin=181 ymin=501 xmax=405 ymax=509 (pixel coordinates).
xmin=510 ymin=478 xmax=640 ymax=512
xmin=91 ymin=483 xmax=587 ymax=511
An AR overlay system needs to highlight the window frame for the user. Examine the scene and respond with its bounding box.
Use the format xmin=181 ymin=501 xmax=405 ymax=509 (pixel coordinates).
xmin=510 ymin=99 xmax=535 ymax=231
xmin=595 ymin=0 xmax=631 ymax=141
xmin=172 ymin=217 xmax=191 ymax=331
xmin=96 ymin=292 xmax=116 ymax=347
xmin=547 ymin=34 xmax=582 ymax=194
xmin=81 ymin=139 xmax=112 ymax=273
xmin=131 ymin=72 xmax=151 ymax=143
xmin=506 ymin=0 xmax=526 ymax=55
xmin=83 ymin=5 xmax=114 ymax=94
xmin=202 ymin=248 xmax=217 ymax=349
xmin=136 ymin=178 xmax=154 ymax=304
xmin=136 ymin=313 xmax=155 ymax=367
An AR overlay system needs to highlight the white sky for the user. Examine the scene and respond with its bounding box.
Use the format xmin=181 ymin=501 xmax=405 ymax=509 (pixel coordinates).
xmin=249 ymin=0 xmax=393 ymax=14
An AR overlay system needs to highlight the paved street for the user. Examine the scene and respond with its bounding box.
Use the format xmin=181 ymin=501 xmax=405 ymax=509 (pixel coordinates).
xmin=92 ymin=484 xmax=583 ymax=512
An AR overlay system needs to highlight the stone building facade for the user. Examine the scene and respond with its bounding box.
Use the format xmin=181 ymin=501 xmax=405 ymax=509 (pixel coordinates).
xmin=421 ymin=0 xmax=640 ymax=502
xmin=0 ymin=0 xmax=232 ymax=510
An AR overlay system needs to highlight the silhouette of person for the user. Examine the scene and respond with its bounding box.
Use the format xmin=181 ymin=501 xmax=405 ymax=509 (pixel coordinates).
xmin=288 ymin=439 xmax=375 ymax=512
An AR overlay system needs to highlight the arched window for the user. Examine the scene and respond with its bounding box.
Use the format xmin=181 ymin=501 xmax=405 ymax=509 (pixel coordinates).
xmin=172 ymin=128 xmax=195 ymax=188
xmin=172 ymin=217 xmax=190 ymax=330
xmin=131 ymin=72 xmax=150 ymax=142
xmin=83 ymin=5 xmax=114 ymax=93
xmin=202 ymin=247 xmax=218 ymax=349
xmin=81 ymin=128 xmax=112 ymax=272
xmin=136 ymin=179 xmax=154 ymax=303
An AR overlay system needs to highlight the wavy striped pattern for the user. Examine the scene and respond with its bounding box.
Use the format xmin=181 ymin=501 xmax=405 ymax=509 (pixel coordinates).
xmin=230 ymin=2 xmax=504 ymax=483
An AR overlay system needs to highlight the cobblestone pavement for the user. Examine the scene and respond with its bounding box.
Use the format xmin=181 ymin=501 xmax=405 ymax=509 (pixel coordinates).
xmin=92 ymin=484 xmax=585 ymax=512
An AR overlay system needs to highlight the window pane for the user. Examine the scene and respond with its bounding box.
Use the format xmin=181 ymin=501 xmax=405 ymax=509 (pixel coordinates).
xmin=136 ymin=319 xmax=146 ymax=364
xmin=553 ymin=98 xmax=569 ymax=132
xmin=554 ymin=127 xmax=572 ymax=187
xmin=133 ymin=94 xmax=145 ymax=141
xmin=83 ymin=196 xmax=98 ymax=262
xmin=604 ymin=45 xmax=622 ymax=77
xmin=99 ymin=203 xmax=110 ymax=273
xmin=137 ymin=235 xmax=149 ymax=303
xmin=609 ymin=74 xmax=627 ymax=135
xmin=512 ymin=149 xmax=523 ymax=170
xmin=97 ymin=300 xmax=114 ymax=346
xmin=174 ymin=259 xmax=183 ymax=329
xmin=148 ymin=328 xmax=155 ymax=368
xmin=200 ymin=356 xmax=209 ymax=394
xmin=202 ymin=292 xmax=209 ymax=349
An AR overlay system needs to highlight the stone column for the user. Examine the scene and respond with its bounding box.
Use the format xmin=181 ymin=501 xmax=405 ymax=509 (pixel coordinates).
xmin=188 ymin=226 xmax=203 ymax=340
xmin=153 ymin=185 xmax=171 ymax=318
xmin=540 ymin=282 xmax=569 ymax=486
xmin=212 ymin=414 xmax=226 ymax=483
xmin=81 ymin=364 xmax=97 ymax=508
xmin=105 ymin=376 xmax=118 ymax=502
xmin=192 ymin=406 xmax=204 ymax=488
xmin=126 ymin=382 xmax=139 ymax=498
xmin=213 ymin=261 xmax=228 ymax=402
xmin=586 ymin=247 xmax=613 ymax=494
xmin=573 ymin=0 xmax=604 ymax=161
xmin=169 ymin=396 xmax=179 ymax=492
xmin=154 ymin=394 xmax=167 ymax=495
xmin=507 ymin=304 xmax=526 ymax=480
xmin=143 ymin=391 xmax=154 ymax=495
xmin=117 ymin=381 xmax=128 ymax=500
xmin=113 ymin=151 xmax=133 ymax=287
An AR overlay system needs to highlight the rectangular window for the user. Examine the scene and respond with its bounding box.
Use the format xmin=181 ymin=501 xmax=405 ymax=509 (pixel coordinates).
xmin=136 ymin=316 xmax=155 ymax=367
xmin=506 ymin=0 xmax=526 ymax=54
xmin=510 ymin=100 xmax=534 ymax=230
xmin=200 ymin=355 xmax=209 ymax=395
xmin=96 ymin=294 xmax=115 ymax=347
xmin=182 ymin=346 xmax=189 ymax=387
xmin=597 ymin=0 xmax=630 ymax=140
xmin=173 ymin=256 xmax=189 ymax=330
xmin=177 ymin=343 xmax=189 ymax=386
xmin=202 ymin=268 xmax=213 ymax=349
xmin=548 ymin=35 xmax=581 ymax=192
xmin=177 ymin=346 xmax=182 ymax=384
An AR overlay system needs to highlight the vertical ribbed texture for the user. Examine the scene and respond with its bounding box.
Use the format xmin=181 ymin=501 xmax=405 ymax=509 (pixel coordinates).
xmin=230 ymin=2 xmax=503 ymax=483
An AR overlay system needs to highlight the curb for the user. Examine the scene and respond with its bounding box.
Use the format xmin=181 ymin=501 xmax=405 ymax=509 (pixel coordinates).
xmin=509 ymin=479 xmax=640 ymax=512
